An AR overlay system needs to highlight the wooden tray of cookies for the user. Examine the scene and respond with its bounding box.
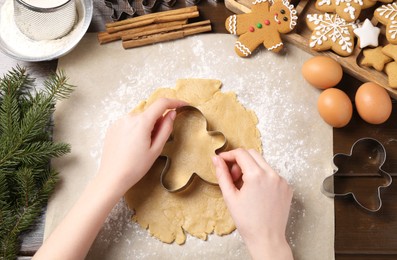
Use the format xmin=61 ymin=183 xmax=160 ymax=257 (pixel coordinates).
xmin=224 ymin=0 xmax=397 ymax=99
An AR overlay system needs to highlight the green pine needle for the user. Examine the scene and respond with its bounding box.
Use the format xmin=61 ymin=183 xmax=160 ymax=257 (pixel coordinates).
xmin=0 ymin=66 xmax=74 ymax=259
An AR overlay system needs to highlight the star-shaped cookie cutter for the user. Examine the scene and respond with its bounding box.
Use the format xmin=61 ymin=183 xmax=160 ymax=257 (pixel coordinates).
xmin=322 ymin=138 xmax=392 ymax=212
xmin=160 ymin=106 xmax=227 ymax=193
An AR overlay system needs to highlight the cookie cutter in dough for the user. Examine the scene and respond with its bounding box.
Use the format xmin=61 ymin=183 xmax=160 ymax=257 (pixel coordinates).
xmin=322 ymin=138 xmax=392 ymax=212
xmin=160 ymin=106 xmax=227 ymax=193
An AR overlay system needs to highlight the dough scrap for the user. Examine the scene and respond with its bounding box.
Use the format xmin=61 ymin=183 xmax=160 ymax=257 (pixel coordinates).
xmin=125 ymin=79 xmax=262 ymax=244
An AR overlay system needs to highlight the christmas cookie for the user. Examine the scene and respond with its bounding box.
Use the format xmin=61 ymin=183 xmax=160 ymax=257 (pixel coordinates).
xmin=315 ymin=0 xmax=376 ymax=22
xmin=306 ymin=13 xmax=358 ymax=56
xmin=385 ymin=61 xmax=397 ymax=88
xmin=225 ymin=0 xmax=298 ymax=57
xmin=382 ymin=43 xmax=397 ymax=60
xmin=374 ymin=2 xmax=397 ymax=44
xmin=354 ymin=19 xmax=380 ymax=48
xmin=361 ymin=46 xmax=392 ymax=71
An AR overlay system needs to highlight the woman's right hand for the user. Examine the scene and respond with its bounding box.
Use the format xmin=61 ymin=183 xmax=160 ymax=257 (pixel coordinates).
xmin=212 ymin=149 xmax=293 ymax=260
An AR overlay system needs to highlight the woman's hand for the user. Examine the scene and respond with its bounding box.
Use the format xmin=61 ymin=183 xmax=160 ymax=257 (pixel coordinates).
xmin=34 ymin=98 xmax=187 ymax=260
xmin=98 ymin=98 xmax=187 ymax=193
xmin=212 ymin=149 xmax=293 ymax=260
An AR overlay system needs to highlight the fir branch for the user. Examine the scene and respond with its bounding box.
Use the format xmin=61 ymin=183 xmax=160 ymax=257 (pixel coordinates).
xmin=0 ymin=67 xmax=74 ymax=259
xmin=43 ymin=70 xmax=75 ymax=101
xmin=15 ymin=141 xmax=71 ymax=166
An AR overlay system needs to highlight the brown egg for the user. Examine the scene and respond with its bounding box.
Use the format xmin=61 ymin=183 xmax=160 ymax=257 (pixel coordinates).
xmin=302 ymin=56 xmax=343 ymax=89
xmin=355 ymin=82 xmax=392 ymax=124
xmin=318 ymin=88 xmax=353 ymax=128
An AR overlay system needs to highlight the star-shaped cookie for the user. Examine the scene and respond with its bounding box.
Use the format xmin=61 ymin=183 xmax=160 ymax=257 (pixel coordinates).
xmin=315 ymin=0 xmax=377 ymax=22
xmin=306 ymin=13 xmax=358 ymax=56
xmin=361 ymin=46 xmax=392 ymax=71
xmin=385 ymin=61 xmax=397 ymax=88
xmin=382 ymin=43 xmax=397 ymax=61
xmin=354 ymin=19 xmax=380 ymax=48
xmin=160 ymin=107 xmax=226 ymax=192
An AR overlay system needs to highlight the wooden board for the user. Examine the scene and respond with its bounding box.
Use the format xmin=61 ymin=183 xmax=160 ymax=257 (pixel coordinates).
xmin=224 ymin=0 xmax=397 ymax=99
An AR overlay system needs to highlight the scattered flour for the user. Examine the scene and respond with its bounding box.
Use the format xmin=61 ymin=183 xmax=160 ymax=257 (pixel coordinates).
xmin=57 ymin=34 xmax=334 ymax=259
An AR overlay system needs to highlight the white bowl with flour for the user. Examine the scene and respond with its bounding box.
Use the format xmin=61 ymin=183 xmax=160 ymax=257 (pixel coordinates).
xmin=0 ymin=0 xmax=93 ymax=61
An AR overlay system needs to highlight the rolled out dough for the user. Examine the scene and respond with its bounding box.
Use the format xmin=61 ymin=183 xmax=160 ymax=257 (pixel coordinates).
xmin=125 ymin=78 xmax=262 ymax=244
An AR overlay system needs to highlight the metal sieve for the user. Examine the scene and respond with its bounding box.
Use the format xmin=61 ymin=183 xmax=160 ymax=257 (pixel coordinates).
xmin=13 ymin=0 xmax=77 ymax=41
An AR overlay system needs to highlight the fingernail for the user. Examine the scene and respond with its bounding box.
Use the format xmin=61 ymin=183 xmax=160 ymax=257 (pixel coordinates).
xmin=212 ymin=156 xmax=218 ymax=166
xmin=169 ymin=110 xmax=176 ymax=120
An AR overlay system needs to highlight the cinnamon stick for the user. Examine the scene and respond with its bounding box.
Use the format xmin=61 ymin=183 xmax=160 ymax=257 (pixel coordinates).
xmin=98 ymin=20 xmax=188 ymax=44
xmin=121 ymin=20 xmax=210 ymax=41
xmin=122 ymin=24 xmax=212 ymax=49
xmin=106 ymin=6 xmax=198 ymax=28
xmin=107 ymin=11 xmax=199 ymax=34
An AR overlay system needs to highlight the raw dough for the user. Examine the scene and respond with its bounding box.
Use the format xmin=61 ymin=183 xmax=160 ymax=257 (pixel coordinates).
xmin=124 ymin=78 xmax=262 ymax=244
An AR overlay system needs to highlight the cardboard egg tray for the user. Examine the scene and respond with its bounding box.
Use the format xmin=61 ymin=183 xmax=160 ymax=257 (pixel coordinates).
xmin=224 ymin=0 xmax=397 ymax=99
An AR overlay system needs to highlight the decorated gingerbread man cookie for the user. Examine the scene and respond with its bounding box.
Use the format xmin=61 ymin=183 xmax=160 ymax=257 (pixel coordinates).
xmin=375 ymin=2 xmax=397 ymax=44
xmin=225 ymin=0 xmax=298 ymax=57
xmin=315 ymin=0 xmax=377 ymax=22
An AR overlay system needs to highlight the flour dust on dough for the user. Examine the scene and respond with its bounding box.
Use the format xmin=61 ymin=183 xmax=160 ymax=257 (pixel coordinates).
xmin=124 ymin=79 xmax=262 ymax=244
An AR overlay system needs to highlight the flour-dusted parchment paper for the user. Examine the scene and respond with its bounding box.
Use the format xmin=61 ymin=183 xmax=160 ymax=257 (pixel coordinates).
xmin=45 ymin=33 xmax=334 ymax=260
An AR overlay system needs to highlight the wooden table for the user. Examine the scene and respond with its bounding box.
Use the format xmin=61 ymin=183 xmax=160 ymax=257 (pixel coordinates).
xmin=1 ymin=0 xmax=396 ymax=259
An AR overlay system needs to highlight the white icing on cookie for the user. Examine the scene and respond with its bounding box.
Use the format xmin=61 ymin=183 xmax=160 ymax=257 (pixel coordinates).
xmin=235 ymin=41 xmax=251 ymax=56
xmin=307 ymin=13 xmax=357 ymax=54
xmin=252 ymin=0 xmax=273 ymax=5
xmin=268 ymin=42 xmax=283 ymax=51
xmin=353 ymin=19 xmax=380 ymax=48
xmin=390 ymin=21 xmax=397 ymax=40
xmin=336 ymin=0 xmax=363 ymax=20
xmin=376 ymin=3 xmax=397 ymax=20
xmin=318 ymin=0 xmax=332 ymax=6
xmin=282 ymin=0 xmax=298 ymax=29
xmin=228 ymin=15 xmax=237 ymax=35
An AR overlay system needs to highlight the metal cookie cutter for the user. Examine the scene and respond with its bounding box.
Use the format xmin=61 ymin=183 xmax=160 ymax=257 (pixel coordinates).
xmin=322 ymin=138 xmax=392 ymax=212
xmin=160 ymin=106 xmax=227 ymax=193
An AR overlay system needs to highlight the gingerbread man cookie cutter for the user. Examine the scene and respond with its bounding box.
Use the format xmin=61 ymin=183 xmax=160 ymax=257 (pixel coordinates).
xmin=322 ymin=138 xmax=392 ymax=212
xmin=160 ymin=106 xmax=227 ymax=193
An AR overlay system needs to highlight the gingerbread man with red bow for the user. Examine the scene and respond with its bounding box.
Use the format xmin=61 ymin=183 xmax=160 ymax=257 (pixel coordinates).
xmin=225 ymin=0 xmax=298 ymax=57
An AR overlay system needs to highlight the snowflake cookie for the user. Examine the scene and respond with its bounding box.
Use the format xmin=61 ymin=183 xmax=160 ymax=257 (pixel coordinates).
xmin=225 ymin=0 xmax=298 ymax=57
xmin=375 ymin=2 xmax=397 ymax=44
xmin=315 ymin=0 xmax=377 ymax=22
xmin=306 ymin=13 xmax=358 ymax=56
